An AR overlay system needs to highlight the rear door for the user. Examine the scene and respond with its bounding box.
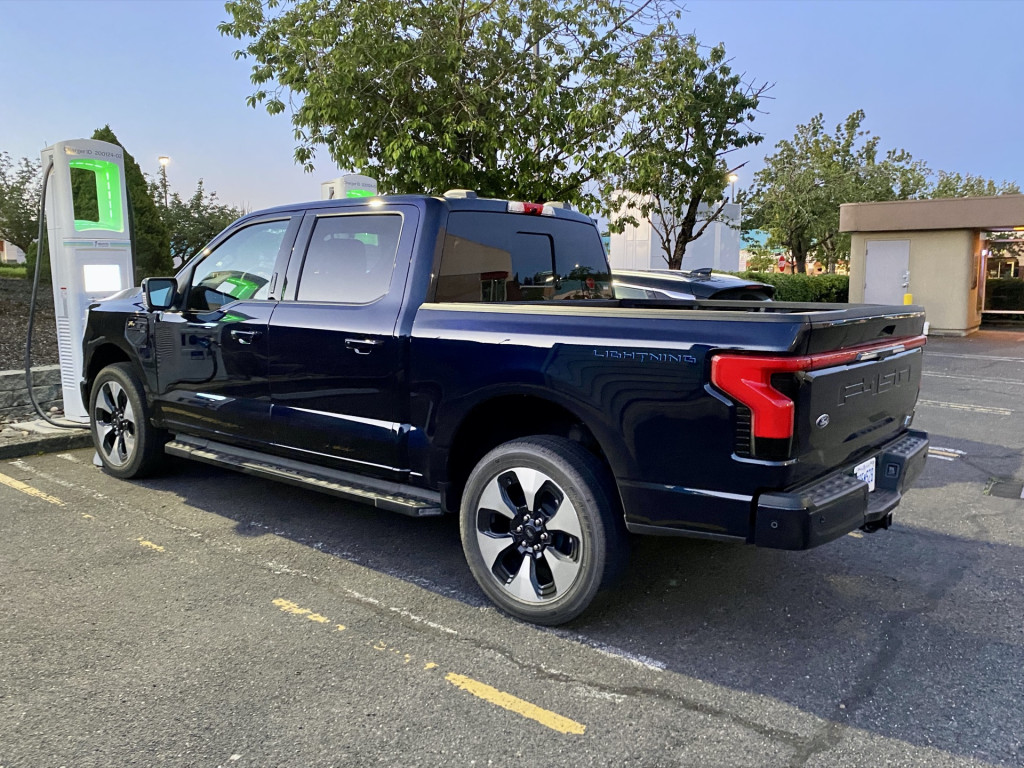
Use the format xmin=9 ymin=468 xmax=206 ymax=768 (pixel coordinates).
xmin=153 ymin=215 xmax=300 ymax=443
xmin=268 ymin=205 xmax=420 ymax=479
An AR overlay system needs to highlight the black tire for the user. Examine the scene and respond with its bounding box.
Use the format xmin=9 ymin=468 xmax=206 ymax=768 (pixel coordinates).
xmin=460 ymin=436 xmax=627 ymax=625
xmin=89 ymin=363 xmax=167 ymax=479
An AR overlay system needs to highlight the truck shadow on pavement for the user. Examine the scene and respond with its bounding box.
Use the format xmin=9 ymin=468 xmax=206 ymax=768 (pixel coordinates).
xmin=914 ymin=433 xmax=1023 ymax=490
xmin=137 ymin=455 xmax=1023 ymax=766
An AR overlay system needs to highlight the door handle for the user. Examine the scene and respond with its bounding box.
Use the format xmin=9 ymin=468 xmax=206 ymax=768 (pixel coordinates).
xmin=345 ymin=338 xmax=383 ymax=355
xmin=230 ymin=329 xmax=261 ymax=345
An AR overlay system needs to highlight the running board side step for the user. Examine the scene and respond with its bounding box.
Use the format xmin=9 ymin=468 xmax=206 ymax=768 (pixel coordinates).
xmin=164 ymin=436 xmax=443 ymax=517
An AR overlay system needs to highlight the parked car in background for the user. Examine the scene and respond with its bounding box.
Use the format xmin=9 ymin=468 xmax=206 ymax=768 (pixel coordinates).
xmin=613 ymin=268 xmax=775 ymax=301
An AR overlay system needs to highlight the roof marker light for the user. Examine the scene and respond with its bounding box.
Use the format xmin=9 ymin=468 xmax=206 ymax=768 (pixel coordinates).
xmin=507 ymin=201 xmax=555 ymax=216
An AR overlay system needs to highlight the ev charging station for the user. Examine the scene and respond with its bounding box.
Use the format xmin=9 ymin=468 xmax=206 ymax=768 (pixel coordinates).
xmin=320 ymin=173 xmax=378 ymax=200
xmin=40 ymin=139 xmax=134 ymax=424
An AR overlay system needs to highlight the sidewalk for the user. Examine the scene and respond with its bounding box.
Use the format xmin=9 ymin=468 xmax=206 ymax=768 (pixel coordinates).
xmin=0 ymin=416 xmax=93 ymax=460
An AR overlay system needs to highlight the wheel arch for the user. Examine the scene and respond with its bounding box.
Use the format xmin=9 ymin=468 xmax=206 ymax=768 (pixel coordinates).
xmin=82 ymin=343 xmax=132 ymax=406
xmin=441 ymin=392 xmax=624 ymax=515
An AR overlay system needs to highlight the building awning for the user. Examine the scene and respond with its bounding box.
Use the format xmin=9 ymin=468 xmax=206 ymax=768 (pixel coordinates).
xmin=840 ymin=195 xmax=1024 ymax=233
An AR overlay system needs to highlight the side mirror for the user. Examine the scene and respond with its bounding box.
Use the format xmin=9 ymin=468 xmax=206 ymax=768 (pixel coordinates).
xmin=143 ymin=277 xmax=177 ymax=311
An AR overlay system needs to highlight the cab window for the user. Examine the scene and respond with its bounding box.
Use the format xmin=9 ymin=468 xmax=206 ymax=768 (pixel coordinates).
xmin=296 ymin=214 xmax=402 ymax=304
xmin=435 ymin=212 xmax=612 ymax=302
xmin=188 ymin=220 xmax=291 ymax=310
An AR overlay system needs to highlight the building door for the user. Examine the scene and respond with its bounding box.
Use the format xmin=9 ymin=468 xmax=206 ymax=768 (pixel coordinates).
xmin=864 ymin=240 xmax=910 ymax=304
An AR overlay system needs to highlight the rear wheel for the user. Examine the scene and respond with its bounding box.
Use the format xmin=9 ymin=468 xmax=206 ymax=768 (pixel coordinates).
xmin=90 ymin=363 xmax=167 ymax=479
xmin=460 ymin=436 xmax=626 ymax=625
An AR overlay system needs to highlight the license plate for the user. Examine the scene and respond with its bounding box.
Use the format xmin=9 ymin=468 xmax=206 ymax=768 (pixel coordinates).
xmin=854 ymin=457 xmax=876 ymax=493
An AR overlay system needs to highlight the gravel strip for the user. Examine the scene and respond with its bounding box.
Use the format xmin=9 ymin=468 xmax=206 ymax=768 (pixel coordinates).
xmin=0 ymin=277 xmax=59 ymax=370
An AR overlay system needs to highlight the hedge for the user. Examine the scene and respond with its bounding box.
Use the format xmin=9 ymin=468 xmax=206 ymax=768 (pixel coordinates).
xmin=732 ymin=271 xmax=849 ymax=303
xmin=985 ymin=278 xmax=1024 ymax=311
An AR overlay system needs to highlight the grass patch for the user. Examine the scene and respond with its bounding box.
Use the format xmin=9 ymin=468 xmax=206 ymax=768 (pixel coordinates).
xmin=0 ymin=264 xmax=28 ymax=279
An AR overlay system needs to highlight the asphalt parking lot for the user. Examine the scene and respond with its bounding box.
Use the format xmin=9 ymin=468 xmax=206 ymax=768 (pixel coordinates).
xmin=1 ymin=330 xmax=1022 ymax=767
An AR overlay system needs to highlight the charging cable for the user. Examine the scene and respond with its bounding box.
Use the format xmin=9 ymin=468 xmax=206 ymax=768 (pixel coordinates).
xmin=25 ymin=159 xmax=88 ymax=430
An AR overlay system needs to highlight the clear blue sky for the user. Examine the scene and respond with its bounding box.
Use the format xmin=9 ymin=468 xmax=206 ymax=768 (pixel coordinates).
xmin=2 ymin=0 xmax=1022 ymax=211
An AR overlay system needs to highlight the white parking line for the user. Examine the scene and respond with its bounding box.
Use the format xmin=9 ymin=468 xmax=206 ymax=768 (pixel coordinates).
xmin=922 ymin=372 xmax=1024 ymax=387
xmin=925 ymin=352 xmax=1024 ymax=363
xmin=917 ymin=399 xmax=1013 ymax=415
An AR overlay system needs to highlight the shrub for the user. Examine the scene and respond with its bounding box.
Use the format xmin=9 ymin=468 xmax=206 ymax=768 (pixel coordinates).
xmin=732 ymin=271 xmax=849 ymax=303
xmin=24 ymin=238 xmax=49 ymax=282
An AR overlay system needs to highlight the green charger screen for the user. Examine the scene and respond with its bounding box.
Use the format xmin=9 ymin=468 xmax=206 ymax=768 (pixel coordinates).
xmin=70 ymin=158 xmax=125 ymax=233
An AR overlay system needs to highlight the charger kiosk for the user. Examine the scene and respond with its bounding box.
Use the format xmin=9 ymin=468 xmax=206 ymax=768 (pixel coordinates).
xmin=320 ymin=173 xmax=378 ymax=200
xmin=40 ymin=139 xmax=134 ymax=424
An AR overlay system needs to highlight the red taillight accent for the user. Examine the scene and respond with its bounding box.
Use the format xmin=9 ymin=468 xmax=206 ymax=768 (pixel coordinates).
xmin=711 ymin=336 xmax=926 ymax=440
xmin=711 ymin=355 xmax=804 ymax=439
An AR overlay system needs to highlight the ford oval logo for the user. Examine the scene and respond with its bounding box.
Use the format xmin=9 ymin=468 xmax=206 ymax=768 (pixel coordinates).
xmin=816 ymin=414 xmax=830 ymax=429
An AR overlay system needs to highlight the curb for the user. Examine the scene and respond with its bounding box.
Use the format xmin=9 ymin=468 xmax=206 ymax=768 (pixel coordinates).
xmin=0 ymin=431 xmax=93 ymax=460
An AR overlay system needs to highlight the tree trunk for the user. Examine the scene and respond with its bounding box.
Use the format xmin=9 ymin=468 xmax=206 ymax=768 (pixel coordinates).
xmin=793 ymin=242 xmax=808 ymax=274
xmin=668 ymin=197 xmax=704 ymax=270
xmin=668 ymin=236 xmax=685 ymax=270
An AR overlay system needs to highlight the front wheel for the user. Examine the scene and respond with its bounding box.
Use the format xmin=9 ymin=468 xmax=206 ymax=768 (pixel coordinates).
xmin=90 ymin=363 xmax=167 ymax=479
xmin=460 ymin=436 xmax=627 ymax=625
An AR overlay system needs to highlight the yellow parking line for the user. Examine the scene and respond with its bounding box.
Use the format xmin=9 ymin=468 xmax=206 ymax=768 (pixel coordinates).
xmin=137 ymin=539 xmax=166 ymax=552
xmin=0 ymin=471 xmax=65 ymax=506
xmin=271 ymin=598 xmax=587 ymax=735
xmin=445 ymin=673 xmax=586 ymax=735
xmin=272 ymin=597 xmax=329 ymax=623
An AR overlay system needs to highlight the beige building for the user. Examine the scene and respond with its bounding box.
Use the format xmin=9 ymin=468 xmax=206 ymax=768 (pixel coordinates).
xmin=840 ymin=195 xmax=1024 ymax=335
xmin=1 ymin=241 xmax=26 ymax=264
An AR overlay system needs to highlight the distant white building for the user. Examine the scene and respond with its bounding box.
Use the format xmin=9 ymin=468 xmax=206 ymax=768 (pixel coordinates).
xmin=608 ymin=193 xmax=741 ymax=272
xmin=0 ymin=241 xmax=25 ymax=264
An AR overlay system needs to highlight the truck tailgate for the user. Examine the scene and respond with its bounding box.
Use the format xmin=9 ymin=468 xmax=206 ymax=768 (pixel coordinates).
xmin=793 ymin=346 xmax=923 ymax=474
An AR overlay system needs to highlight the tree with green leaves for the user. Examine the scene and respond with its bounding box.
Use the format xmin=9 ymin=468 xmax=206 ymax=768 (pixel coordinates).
xmin=220 ymin=0 xmax=664 ymax=212
xmin=604 ymin=37 xmax=768 ymax=269
xmin=744 ymin=111 xmax=928 ymax=273
xmin=926 ymin=171 xmax=1020 ymax=199
xmin=0 ymin=152 xmax=42 ymax=254
xmin=149 ymin=178 xmax=245 ymax=267
xmin=742 ymin=244 xmax=778 ymax=273
xmin=90 ymin=126 xmax=173 ymax=282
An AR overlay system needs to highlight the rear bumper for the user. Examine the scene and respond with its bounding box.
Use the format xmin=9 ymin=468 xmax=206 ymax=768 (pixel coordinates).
xmin=753 ymin=429 xmax=929 ymax=550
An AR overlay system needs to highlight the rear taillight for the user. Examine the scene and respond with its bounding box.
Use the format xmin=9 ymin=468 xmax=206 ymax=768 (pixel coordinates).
xmin=711 ymin=336 xmax=926 ymax=461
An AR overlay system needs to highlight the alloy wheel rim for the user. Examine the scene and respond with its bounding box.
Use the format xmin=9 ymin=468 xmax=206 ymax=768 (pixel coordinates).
xmin=475 ymin=467 xmax=584 ymax=604
xmin=94 ymin=381 xmax=137 ymax=467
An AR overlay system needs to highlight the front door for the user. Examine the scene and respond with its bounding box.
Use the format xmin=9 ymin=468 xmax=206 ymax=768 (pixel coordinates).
xmin=269 ymin=207 xmax=418 ymax=479
xmin=154 ymin=216 xmax=299 ymax=445
xmin=864 ymin=239 xmax=911 ymax=305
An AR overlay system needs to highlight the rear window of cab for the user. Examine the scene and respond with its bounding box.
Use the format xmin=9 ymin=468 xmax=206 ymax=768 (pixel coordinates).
xmin=435 ymin=212 xmax=612 ymax=303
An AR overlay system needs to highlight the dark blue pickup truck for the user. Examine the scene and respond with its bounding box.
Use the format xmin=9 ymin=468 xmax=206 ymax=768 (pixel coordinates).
xmin=81 ymin=192 xmax=929 ymax=624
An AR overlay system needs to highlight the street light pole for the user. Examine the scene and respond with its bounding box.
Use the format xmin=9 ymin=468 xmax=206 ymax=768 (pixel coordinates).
xmin=158 ymin=156 xmax=170 ymax=207
xmin=728 ymin=172 xmax=738 ymax=203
